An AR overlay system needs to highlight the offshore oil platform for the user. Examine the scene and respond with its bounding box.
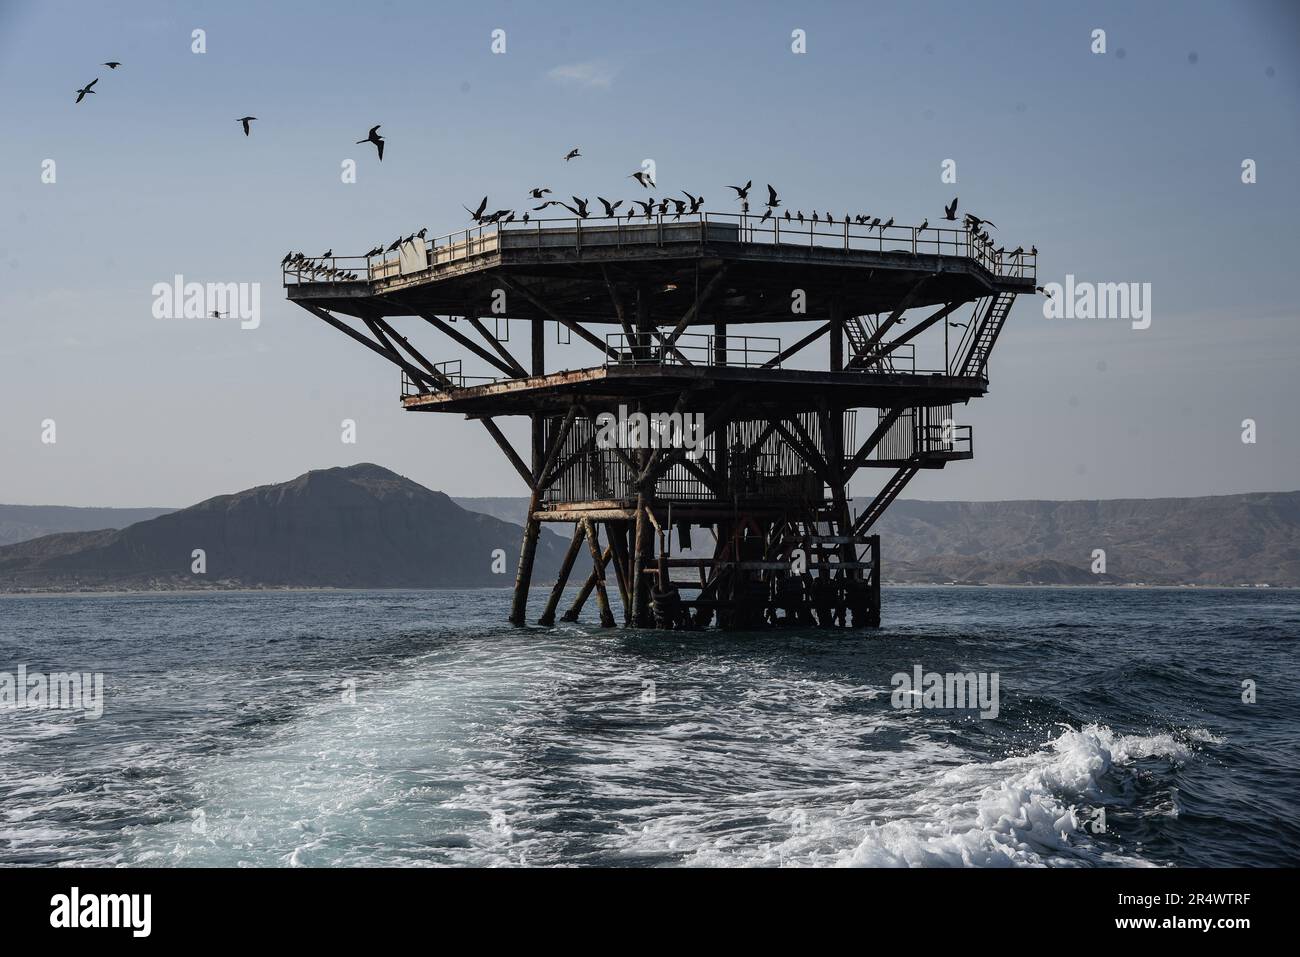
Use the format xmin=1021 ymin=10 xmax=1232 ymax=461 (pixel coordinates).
xmin=285 ymin=209 xmax=1035 ymax=630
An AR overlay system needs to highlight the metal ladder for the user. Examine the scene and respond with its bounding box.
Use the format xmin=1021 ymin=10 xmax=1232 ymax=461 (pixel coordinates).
xmin=854 ymin=464 xmax=920 ymax=534
xmin=845 ymin=315 xmax=892 ymax=370
xmin=958 ymin=292 xmax=1015 ymax=378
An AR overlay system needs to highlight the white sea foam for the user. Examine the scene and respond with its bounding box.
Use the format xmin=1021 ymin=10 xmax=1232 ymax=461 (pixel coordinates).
xmin=834 ymin=724 xmax=1194 ymax=867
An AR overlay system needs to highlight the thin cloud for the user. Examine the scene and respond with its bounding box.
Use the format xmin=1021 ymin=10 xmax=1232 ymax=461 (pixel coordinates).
xmin=547 ymin=61 xmax=616 ymax=89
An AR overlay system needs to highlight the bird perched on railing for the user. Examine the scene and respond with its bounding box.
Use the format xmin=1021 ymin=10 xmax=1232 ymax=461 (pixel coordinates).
xmin=598 ymin=197 xmax=623 ymax=217
xmin=682 ymin=191 xmax=703 ymax=214
xmin=918 ymin=219 xmax=928 ymax=232
xmin=322 ymin=249 xmax=333 ymax=258
xmin=355 ymin=125 xmax=384 ymax=161
xmin=364 ymin=245 xmax=383 ymax=258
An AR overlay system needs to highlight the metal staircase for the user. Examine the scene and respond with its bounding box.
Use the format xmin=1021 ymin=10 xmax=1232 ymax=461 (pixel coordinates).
xmin=853 ymin=463 xmax=920 ymax=535
xmin=957 ymin=291 xmax=1015 ymax=378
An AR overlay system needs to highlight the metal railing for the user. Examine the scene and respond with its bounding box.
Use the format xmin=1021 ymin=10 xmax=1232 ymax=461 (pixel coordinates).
xmin=851 ymin=342 xmax=916 ymax=374
xmin=284 ymin=211 xmax=1036 ymax=286
xmin=400 ymin=359 xmax=498 ymax=398
xmin=916 ymin=423 xmax=973 ymax=457
xmin=603 ymin=331 xmax=782 ymax=368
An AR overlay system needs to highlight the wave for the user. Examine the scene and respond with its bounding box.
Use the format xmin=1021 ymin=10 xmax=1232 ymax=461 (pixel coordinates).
xmin=834 ymin=724 xmax=1202 ymax=867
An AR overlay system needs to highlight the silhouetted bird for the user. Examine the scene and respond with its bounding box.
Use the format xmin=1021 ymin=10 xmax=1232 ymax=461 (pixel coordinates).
xmin=796 ymin=211 xmax=804 ymax=224
xmin=103 ymin=61 xmax=121 ymax=69
xmin=322 ymin=249 xmax=333 ymax=258
xmin=280 ymin=253 xmax=292 ymax=266
xmin=727 ymin=180 xmax=752 ymax=200
xmin=598 ymin=197 xmax=623 ymax=217
xmin=74 ymin=78 xmax=98 ymax=103
xmin=965 ymin=213 xmax=996 ymax=230
xmin=533 ymin=200 xmax=564 ymax=211
xmin=565 ymin=197 xmax=591 ymax=218
xmin=528 ymin=187 xmax=552 ymax=199
xmin=783 ymin=210 xmax=791 ymax=221
xmin=416 ymin=228 xmax=428 ymax=239
xmin=1036 ymin=286 xmax=1054 ymax=298
xmin=1010 ymin=246 xmax=1023 ymax=256
xmin=387 ymin=238 xmax=403 ymax=252
xmin=563 ymin=147 xmax=581 ymax=161
xmin=760 ymin=209 xmax=772 ymax=222
xmin=682 ymin=191 xmax=703 ymax=213
xmin=356 ymin=125 xmax=384 ymax=161
xmin=951 ymin=321 xmax=969 ymax=329
xmin=464 ymin=196 xmax=489 ymax=222
xmin=881 ymin=217 xmax=894 ymax=230
xmin=918 ymin=218 xmax=928 ymax=231
xmin=1030 ymin=245 xmax=1038 ymax=256
xmin=237 ymin=116 xmax=257 ymax=136
xmin=825 ymin=212 xmax=834 ymax=225
xmin=630 ymin=170 xmax=654 ymax=188
xmin=364 ymin=245 xmax=383 ymax=258
xmin=765 ymin=184 xmax=781 ymax=209
xmin=944 ymin=197 xmax=959 ymax=221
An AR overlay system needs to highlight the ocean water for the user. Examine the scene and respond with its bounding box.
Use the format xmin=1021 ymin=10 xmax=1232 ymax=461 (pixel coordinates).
xmin=0 ymin=587 xmax=1296 ymax=868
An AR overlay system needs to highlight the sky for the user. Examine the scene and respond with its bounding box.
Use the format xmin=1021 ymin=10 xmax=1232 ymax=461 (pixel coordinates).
xmin=0 ymin=0 xmax=1297 ymax=507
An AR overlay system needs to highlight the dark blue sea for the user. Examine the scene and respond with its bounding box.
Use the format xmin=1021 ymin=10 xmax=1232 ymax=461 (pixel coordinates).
xmin=1 ymin=587 xmax=1296 ymax=867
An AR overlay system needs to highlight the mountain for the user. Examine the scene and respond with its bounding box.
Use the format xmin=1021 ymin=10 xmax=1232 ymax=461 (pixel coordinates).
xmin=0 ymin=465 xmax=572 ymax=592
xmin=0 ymin=505 xmax=176 ymax=547
xmin=4 ymin=476 xmax=1295 ymax=591
xmin=463 ymin=491 xmax=1300 ymax=587
xmin=874 ymin=492 xmax=1300 ymax=585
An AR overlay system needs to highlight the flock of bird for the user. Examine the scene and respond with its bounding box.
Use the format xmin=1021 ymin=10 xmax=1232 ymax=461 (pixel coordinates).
xmin=72 ymin=58 xmax=392 ymax=161
xmin=73 ymin=60 xmax=121 ymax=103
xmin=279 ymin=145 xmax=1035 ymax=285
xmin=69 ymin=69 xmax=1040 ymax=292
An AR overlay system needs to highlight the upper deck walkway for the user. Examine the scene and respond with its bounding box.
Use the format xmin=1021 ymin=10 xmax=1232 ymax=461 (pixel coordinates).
xmin=283 ymin=212 xmax=1036 ymax=323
